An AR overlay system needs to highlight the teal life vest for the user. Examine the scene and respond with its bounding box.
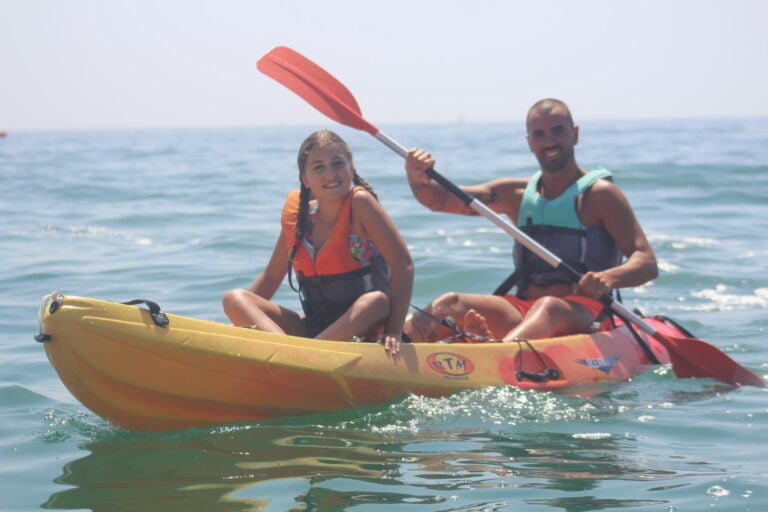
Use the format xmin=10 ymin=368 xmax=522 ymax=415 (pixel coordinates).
xmin=510 ymin=168 xmax=623 ymax=296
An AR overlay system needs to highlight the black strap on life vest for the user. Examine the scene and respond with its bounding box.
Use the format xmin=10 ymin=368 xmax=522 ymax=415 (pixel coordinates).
xmin=492 ymin=270 xmax=519 ymax=296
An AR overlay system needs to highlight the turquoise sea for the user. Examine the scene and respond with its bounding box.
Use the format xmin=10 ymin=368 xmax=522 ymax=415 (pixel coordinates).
xmin=1 ymin=120 xmax=767 ymax=511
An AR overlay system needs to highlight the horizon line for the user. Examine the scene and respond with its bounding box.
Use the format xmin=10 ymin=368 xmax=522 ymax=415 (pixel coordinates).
xmin=3 ymin=115 xmax=768 ymax=135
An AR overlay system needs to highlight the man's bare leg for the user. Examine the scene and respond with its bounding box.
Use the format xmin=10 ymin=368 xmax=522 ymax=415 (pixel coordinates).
xmin=504 ymin=297 xmax=594 ymax=340
xmin=462 ymin=296 xmax=596 ymax=342
xmin=404 ymin=292 xmax=523 ymax=342
xmin=463 ymin=309 xmax=494 ymax=340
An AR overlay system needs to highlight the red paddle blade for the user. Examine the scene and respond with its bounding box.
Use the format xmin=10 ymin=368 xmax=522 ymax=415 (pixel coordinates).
xmin=257 ymin=47 xmax=379 ymax=136
xmin=655 ymin=333 xmax=765 ymax=387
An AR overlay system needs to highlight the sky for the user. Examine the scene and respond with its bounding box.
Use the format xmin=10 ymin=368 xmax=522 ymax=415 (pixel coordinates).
xmin=1 ymin=0 xmax=767 ymax=131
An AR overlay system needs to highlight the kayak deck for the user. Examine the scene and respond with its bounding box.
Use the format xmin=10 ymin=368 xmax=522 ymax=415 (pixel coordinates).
xmin=38 ymin=293 xmax=673 ymax=431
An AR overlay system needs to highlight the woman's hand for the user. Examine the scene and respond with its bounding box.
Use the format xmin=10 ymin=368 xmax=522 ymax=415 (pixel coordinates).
xmin=377 ymin=333 xmax=402 ymax=355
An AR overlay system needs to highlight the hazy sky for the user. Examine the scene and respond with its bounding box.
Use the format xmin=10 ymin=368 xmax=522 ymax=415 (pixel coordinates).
xmin=2 ymin=0 xmax=766 ymax=131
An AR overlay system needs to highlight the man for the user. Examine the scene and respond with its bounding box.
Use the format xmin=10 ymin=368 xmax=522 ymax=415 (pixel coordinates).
xmin=403 ymin=99 xmax=658 ymax=342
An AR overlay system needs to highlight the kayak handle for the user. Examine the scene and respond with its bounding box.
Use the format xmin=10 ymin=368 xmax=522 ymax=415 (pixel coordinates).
xmin=516 ymin=369 xmax=561 ymax=383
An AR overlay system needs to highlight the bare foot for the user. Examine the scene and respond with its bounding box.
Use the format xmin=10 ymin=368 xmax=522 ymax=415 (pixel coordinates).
xmin=463 ymin=309 xmax=493 ymax=342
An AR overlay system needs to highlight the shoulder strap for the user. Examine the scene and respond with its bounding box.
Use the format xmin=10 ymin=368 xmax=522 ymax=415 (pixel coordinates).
xmin=492 ymin=270 xmax=519 ymax=296
xmin=575 ymin=167 xmax=613 ymax=193
xmin=280 ymin=189 xmax=302 ymax=250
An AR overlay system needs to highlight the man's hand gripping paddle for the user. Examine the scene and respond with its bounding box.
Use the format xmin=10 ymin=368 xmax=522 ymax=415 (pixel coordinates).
xmin=257 ymin=46 xmax=765 ymax=388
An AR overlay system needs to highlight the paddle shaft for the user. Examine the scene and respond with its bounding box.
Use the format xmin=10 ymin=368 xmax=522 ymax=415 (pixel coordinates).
xmin=374 ymin=131 xmax=660 ymax=337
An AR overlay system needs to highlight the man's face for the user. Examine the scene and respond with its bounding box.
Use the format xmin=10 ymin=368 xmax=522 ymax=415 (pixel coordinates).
xmin=526 ymin=107 xmax=579 ymax=172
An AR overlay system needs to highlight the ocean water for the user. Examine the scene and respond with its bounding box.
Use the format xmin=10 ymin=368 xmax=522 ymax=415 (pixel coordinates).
xmin=1 ymin=120 xmax=767 ymax=511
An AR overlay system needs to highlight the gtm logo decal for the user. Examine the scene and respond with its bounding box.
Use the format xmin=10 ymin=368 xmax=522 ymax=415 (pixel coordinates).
xmin=427 ymin=352 xmax=474 ymax=377
xmin=577 ymin=355 xmax=619 ymax=374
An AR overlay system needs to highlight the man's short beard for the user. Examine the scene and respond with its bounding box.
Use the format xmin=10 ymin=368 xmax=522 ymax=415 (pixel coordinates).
xmin=539 ymin=147 xmax=574 ymax=172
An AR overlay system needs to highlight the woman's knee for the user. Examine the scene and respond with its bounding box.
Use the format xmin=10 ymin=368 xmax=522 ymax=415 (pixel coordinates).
xmin=222 ymin=288 xmax=260 ymax=312
xmin=222 ymin=288 xmax=239 ymax=309
xmin=530 ymin=296 xmax=592 ymax=332
xmin=359 ymin=290 xmax=390 ymax=319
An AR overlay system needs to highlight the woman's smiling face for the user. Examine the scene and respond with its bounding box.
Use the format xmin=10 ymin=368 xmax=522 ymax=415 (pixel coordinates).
xmin=300 ymin=144 xmax=354 ymax=201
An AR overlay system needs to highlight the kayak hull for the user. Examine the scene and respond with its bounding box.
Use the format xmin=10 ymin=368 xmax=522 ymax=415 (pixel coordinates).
xmin=38 ymin=293 xmax=675 ymax=431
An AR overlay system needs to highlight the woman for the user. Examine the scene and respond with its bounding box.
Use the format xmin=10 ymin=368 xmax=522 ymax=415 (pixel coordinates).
xmin=223 ymin=130 xmax=413 ymax=353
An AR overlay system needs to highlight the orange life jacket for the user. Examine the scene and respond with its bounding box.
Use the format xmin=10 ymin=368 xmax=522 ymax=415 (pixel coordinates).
xmin=282 ymin=187 xmax=367 ymax=277
xmin=281 ymin=187 xmax=391 ymax=335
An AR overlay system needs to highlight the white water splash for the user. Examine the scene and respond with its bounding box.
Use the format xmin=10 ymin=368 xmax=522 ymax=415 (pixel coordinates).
xmin=572 ymin=433 xmax=612 ymax=440
xmin=707 ymin=485 xmax=730 ymax=498
xmin=690 ymin=284 xmax=768 ymax=309
xmin=340 ymin=387 xmax=599 ymax=434
xmin=130 ymin=236 xmax=153 ymax=246
xmin=657 ymin=260 xmax=679 ymax=273
xmin=649 ymin=233 xmax=719 ymax=249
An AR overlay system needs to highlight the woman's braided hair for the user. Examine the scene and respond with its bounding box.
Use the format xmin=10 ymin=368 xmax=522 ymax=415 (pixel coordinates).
xmin=287 ymin=130 xmax=378 ymax=291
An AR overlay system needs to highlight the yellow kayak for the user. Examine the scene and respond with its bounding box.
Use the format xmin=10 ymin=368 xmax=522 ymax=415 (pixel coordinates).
xmin=37 ymin=292 xmax=674 ymax=431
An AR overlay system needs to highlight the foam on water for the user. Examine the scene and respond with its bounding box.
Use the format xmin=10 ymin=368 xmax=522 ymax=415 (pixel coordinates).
xmin=671 ymin=284 xmax=768 ymax=311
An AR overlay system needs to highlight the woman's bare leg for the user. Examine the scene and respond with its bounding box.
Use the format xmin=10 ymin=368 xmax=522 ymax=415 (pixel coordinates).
xmin=222 ymin=288 xmax=306 ymax=336
xmin=316 ymin=291 xmax=390 ymax=341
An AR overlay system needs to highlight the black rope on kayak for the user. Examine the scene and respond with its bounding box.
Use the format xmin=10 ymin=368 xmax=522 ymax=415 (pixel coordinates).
xmin=512 ymin=337 xmax=560 ymax=382
xmin=122 ymin=299 xmax=169 ymax=328
xmin=409 ymin=303 xmax=459 ymax=342
xmin=595 ymin=297 xmax=661 ymax=365
xmin=408 ymin=304 xmax=499 ymax=343
xmin=617 ymin=306 xmax=661 ymax=365
xmin=651 ymin=314 xmax=696 ymax=338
